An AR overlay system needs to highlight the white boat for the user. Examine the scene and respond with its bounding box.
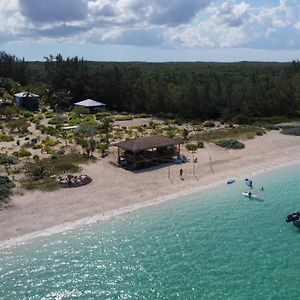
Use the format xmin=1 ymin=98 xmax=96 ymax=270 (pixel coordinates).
xmin=242 ymin=192 xmax=263 ymax=201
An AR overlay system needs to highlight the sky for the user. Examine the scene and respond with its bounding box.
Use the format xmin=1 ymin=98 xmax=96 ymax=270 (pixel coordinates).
xmin=1 ymin=0 xmax=300 ymax=62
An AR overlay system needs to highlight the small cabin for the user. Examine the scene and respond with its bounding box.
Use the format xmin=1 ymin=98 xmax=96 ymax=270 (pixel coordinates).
xmin=74 ymin=99 xmax=106 ymax=113
xmin=14 ymin=92 xmax=39 ymax=111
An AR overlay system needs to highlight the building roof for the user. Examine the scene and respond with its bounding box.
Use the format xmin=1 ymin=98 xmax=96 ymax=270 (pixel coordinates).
xmin=114 ymin=136 xmax=181 ymax=152
xmin=74 ymin=99 xmax=106 ymax=107
xmin=14 ymin=92 xmax=39 ymax=98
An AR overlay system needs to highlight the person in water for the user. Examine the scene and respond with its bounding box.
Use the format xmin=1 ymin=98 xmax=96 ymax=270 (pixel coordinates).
xmin=249 ymin=180 xmax=253 ymax=188
xmin=248 ymin=191 xmax=252 ymax=198
xmin=261 ymin=187 xmax=264 ymax=191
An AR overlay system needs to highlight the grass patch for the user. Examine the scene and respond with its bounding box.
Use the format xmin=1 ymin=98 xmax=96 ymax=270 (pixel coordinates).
xmin=0 ymin=133 xmax=14 ymax=142
xmin=215 ymin=139 xmax=245 ymax=150
xmin=113 ymin=115 xmax=133 ymax=121
xmin=195 ymin=126 xmax=265 ymax=142
xmin=253 ymin=115 xmax=300 ymax=124
xmin=22 ymin=178 xmax=59 ymax=191
xmin=21 ymin=153 xmax=87 ymax=191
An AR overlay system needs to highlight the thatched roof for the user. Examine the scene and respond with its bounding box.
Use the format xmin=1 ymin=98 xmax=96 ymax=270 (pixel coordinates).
xmin=115 ymin=136 xmax=181 ymax=152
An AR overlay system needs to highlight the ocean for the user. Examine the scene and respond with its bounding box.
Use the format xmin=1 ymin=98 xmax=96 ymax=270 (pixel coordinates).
xmin=1 ymin=164 xmax=300 ymax=299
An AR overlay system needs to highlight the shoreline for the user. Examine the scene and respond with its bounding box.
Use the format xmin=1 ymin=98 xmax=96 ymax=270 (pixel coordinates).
xmin=1 ymin=131 xmax=300 ymax=248
xmin=1 ymin=153 xmax=300 ymax=250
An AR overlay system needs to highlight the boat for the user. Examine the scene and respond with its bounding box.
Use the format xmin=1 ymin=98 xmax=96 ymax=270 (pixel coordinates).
xmin=286 ymin=212 xmax=300 ymax=223
xmin=245 ymin=178 xmax=253 ymax=188
xmin=286 ymin=212 xmax=300 ymax=226
xmin=293 ymin=219 xmax=300 ymax=227
xmin=242 ymin=192 xmax=263 ymax=201
xmin=227 ymin=179 xmax=235 ymax=184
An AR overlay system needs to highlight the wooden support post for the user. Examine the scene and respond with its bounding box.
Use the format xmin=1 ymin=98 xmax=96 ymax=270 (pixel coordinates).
xmin=192 ymin=151 xmax=195 ymax=176
xmin=209 ymin=154 xmax=214 ymax=173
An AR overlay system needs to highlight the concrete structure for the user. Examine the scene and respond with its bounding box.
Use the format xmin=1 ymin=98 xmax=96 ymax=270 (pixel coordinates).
xmin=14 ymin=92 xmax=39 ymax=111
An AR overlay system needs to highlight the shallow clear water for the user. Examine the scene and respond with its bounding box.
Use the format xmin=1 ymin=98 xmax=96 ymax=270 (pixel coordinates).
xmin=1 ymin=165 xmax=300 ymax=299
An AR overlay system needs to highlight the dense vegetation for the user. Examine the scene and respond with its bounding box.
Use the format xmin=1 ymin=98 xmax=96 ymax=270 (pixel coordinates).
xmin=215 ymin=139 xmax=245 ymax=150
xmin=281 ymin=127 xmax=300 ymax=136
xmin=1 ymin=51 xmax=300 ymax=121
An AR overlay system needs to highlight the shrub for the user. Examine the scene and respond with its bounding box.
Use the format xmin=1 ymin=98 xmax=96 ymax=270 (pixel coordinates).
xmin=23 ymin=141 xmax=37 ymax=149
xmin=73 ymin=107 xmax=90 ymax=115
xmin=232 ymin=115 xmax=253 ymax=125
xmin=38 ymin=125 xmax=59 ymax=136
xmin=0 ymin=134 xmax=14 ymax=142
xmin=197 ymin=141 xmax=204 ymax=148
xmin=82 ymin=115 xmax=97 ymax=125
xmin=281 ymin=127 xmax=300 ymax=136
xmin=7 ymin=118 xmax=29 ymax=133
xmin=76 ymin=123 xmax=97 ymax=137
xmin=96 ymin=111 xmax=112 ymax=120
xmin=0 ymin=176 xmax=15 ymax=201
xmin=114 ymin=115 xmax=133 ymax=121
xmin=22 ymin=111 xmax=34 ymax=118
xmin=48 ymin=115 xmax=65 ymax=125
xmin=44 ymin=139 xmax=60 ymax=147
xmin=32 ymin=116 xmax=41 ymax=124
xmin=29 ymin=164 xmax=48 ymax=180
xmin=186 ymin=143 xmax=198 ymax=151
xmin=45 ymin=111 xmax=54 ymax=118
xmin=18 ymin=148 xmax=32 ymax=157
xmin=203 ymin=121 xmax=215 ymax=128
xmin=97 ymin=143 xmax=109 ymax=157
xmin=0 ymin=154 xmax=18 ymax=165
xmin=135 ymin=113 xmax=152 ymax=118
xmin=181 ymin=128 xmax=189 ymax=140
xmin=256 ymin=131 xmax=264 ymax=136
xmin=215 ymin=139 xmax=245 ymax=150
xmin=166 ymin=129 xmax=176 ymax=138
xmin=68 ymin=117 xmax=82 ymax=126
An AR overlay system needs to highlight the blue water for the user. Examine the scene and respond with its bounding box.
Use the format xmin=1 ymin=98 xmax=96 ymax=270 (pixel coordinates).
xmin=1 ymin=165 xmax=300 ymax=299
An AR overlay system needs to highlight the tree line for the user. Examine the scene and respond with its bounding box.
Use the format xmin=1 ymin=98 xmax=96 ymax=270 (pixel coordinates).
xmin=1 ymin=51 xmax=300 ymax=120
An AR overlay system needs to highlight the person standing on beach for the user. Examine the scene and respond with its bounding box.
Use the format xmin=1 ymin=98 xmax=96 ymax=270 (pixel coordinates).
xmin=179 ymin=168 xmax=183 ymax=179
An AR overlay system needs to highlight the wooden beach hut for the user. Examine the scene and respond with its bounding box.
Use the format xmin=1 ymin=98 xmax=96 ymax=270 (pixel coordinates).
xmin=74 ymin=99 xmax=106 ymax=113
xmin=114 ymin=136 xmax=181 ymax=170
xmin=14 ymin=92 xmax=40 ymax=111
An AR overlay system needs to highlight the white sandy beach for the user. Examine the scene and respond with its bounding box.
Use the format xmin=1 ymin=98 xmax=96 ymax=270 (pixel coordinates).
xmin=1 ymin=130 xmax=300 ymax=247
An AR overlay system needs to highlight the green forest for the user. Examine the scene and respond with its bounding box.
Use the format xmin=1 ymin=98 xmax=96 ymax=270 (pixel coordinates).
xmin=1 ymin=51 xmax=300 ymax=121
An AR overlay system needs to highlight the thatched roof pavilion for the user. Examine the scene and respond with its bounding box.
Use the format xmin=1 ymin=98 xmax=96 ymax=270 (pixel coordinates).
xmin=114 ymin=136 xmax=181 ymax=169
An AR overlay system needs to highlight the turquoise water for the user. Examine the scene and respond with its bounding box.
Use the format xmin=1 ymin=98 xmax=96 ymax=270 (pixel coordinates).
xmin=1 ymin=165 xmax=300 ymax=299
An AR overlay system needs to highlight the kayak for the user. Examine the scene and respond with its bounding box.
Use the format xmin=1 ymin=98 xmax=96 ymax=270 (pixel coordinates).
xmin=227 ymin=179 xmax=235 ymax=184
xmin=242 ymin=192 xmax=263 ymax=201
xmin=245 ymin=178 xmax=253 ymax=187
